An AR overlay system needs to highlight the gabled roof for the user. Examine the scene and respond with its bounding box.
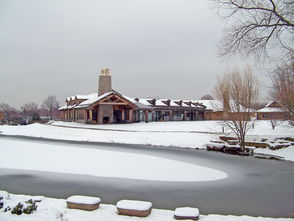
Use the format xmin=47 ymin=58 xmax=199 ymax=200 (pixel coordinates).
xmin=135 ymin=98 xmax=153 ymax=106
xmin=194 ymin=100 xmax=223 ymax=111
xmin=78 ymin=91 xmax=114 ymax=107
xmin=58 ymin=105 xmax=68 ymax=111
xmin=258 ymin=101 xmax=285 ymax=112
xmin=155 ymin=100 xmax=168 ymax=106
xmin=66 ymin=93 xmax=98 ymax=102
xmin=257 ymin=107 xmax=285 ymax=113
xmin=170 ymin=100 xmax=180 ymax=107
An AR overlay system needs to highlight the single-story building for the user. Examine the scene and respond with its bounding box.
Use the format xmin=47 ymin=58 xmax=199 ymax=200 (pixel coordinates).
xmin=257 ymin=101 xmax=290 ymax=120
xmin=59 ymin=69 xmax=206 ymax=124
xmin=195 ymin=100 xmax=253 ymax=121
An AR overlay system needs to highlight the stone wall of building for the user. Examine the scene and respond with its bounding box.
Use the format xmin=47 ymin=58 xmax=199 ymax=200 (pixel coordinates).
xmin=98 ymin=105 xmax=113 ymax=124
xmin=98 ymin=68 xmax=112 ymax=96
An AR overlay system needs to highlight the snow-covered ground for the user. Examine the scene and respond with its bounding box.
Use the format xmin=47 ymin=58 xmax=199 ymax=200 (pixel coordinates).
xmin=50 ymin=120 xmax=294 ymax=136
xmin=0 ymin=192 xmax=293 ymax=221
xmin=254 ymin=147 xmax=294 ymax=162
xmin=51 ymin=120 xmax=224 ymax=133
xmin=0 ymin=138 xmax=227 ymax=182
xmin=0 ymin=120 xmax=293 ymax=161
xmin=0 ymin=122 xmax=216 ymax=148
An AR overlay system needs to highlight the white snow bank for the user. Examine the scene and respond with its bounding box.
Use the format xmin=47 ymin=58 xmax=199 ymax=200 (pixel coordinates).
xmin=0 ymin=191 xmax=10 ymax=200
xmin=0 ymin=192 xmax=292 ymax=221
xmin=1 ymin=121 xmax=294 ymax=161
xmin=116 ymin=200 xmax=152 ymax=211
xmin=254 ymin=147 xmax=294 ymax=162
xmin=67 ymin=196 xmax=101 ymax=205
xmin=0 ymin=138 xmax=228 ymax=182
xmin=0 ymin=123 xmax=214 ymax=149
xmin=29 ymin=196 xmax=44 ymax=202
xmin=247 ymin=121 xmax=294 ymax=136
xmin=174 ymin=207 xmax=199 ymax=217
xmin=50 ymin=120 xmax=294 ymax=136
xmin=51 ymin=120 xmax=223 ymax=133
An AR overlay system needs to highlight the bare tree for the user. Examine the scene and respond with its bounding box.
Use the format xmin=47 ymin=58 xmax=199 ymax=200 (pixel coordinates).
xmin=200 ymin=94 xmax=214 ymax=100
xmin=211 ymin=0 xmax=294 ymax=60
xmin=21 ymin=102 xmax=39 ymax=120
xmin=0 ymin=103 xmax=19 ymax=123
xmin=215 ymin=67 xmax=259 ymax=150
xmin=271 ymin=59 xmax=294 ymax=120
xmin=41 ymin=96 xmax=60 ymax=120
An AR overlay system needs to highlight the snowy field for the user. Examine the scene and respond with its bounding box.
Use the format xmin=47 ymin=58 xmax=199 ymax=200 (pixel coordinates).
xmin=0 ymin=122 xmax=216 ymax=148
xmin=0 ymin=138 xmax=227 ymax=182
xmin=0 ymin=192 xmax=293 ymax=221
xmin=1 ymin=120 xmax=294 ymax=160
xmin=0 ymin=120 xmax=293 ymax=161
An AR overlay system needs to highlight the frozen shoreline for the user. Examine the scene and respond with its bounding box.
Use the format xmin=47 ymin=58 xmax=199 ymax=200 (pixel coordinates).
xmin=0 ymin=120 xmax=293 ymax=161
xmin=0 ymin=192 xmax=293 ymax=221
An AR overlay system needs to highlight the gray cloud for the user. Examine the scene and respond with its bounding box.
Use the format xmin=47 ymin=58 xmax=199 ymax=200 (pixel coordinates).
xmin=0 ymin=0 xmax=270 ymax=107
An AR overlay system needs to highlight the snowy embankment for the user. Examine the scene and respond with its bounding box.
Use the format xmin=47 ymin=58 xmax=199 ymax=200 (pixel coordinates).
xmin=0 ymin=122 xmax=217 ymax=148
xmin=0 ymin=120 xmax=294 ymax=161
xmin=0 ymin=192 xmax=292 ymax=221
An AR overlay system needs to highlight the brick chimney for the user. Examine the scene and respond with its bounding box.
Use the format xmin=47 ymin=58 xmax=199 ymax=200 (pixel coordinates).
xmin=98 ymin=68 xmax=112 ymax=96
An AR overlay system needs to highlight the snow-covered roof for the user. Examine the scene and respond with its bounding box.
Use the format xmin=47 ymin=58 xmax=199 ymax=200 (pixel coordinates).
xmin=265 ymin=101 xmax=275 ymax=108
xmin=77 ymin=91 xmax=113 ymax=107
xmin=76 ymin=93 xmax=97 ymax=100
xmin=58 ymin=106 xmax=68 ymax=111
xmin=194 ymin=100 xmax=223 ymax=111
xmin=135 ymin=98 xmax=153 ymax=106
xmin=134 ymin=102 xmax=153 ymax=110
xmin=63 ymin=93 xmax=217 ymax=111
xmin=66 ymin=93 xmax=98 ymax=102
xmin=170 ymin=100 xmax=180 ymax=107
xmin=257 ymin=107 xmax=285 ymax=113
xmin=195 ymin=100 xmax=255 ymax=112
xmin=155 ymin=100 xmax=167 ymax=106
xmin=66 ymin=104 xmax=76 ymax=109
xmin=122 ymin=95 xmax=137 ymax=104
xmin=182 ymin=102 xmax=189 ymax=107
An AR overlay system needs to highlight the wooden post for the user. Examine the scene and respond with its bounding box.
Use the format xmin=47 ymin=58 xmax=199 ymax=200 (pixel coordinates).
xmin=169 ymin=110 xmax=173 ymax=121
xmin=122 ymin=109 xmax=125 ymax=122
xmin=145 ymin=110 xmax=149 ymax=123
xmin=89 ymin=110 xmax=93 ymax=123
xmin=129 ymin=110 xmax=133 ymax=123
xmin=83 ymin=110 xmax=87 ymax=123
xmin=183 ymin=111 xmax=187 ymax=121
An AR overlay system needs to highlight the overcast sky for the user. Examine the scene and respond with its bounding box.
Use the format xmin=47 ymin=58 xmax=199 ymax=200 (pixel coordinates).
xmin=0 ymin=0 xmax=272 ymax=108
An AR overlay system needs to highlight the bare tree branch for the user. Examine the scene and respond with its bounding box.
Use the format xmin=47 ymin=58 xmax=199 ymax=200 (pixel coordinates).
xmin=271 ymin=58 xmax=294 ymax=120
xmin=215 ymin=67 xmax=259 ymax=149
xmin=212 ymin=0 xmax=294 ymax=60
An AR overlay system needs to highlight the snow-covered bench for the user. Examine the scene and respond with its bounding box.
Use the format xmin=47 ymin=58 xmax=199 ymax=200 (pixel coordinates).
xmin=174 ymin=207 xmax=200 ymax=220
xmin=116 ymin=199 xmax=152 ymax=217
xmin=66 ymin=195 xmax=101 ymax=211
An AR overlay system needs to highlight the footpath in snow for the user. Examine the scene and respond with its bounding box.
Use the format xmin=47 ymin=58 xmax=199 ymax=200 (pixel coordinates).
xmin=0 ymin=191 xmax=293 ymax=221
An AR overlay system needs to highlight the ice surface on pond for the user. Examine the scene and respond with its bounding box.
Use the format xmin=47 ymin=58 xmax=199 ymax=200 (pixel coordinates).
xmin=0 ymin=138 xmax=228 ymax=182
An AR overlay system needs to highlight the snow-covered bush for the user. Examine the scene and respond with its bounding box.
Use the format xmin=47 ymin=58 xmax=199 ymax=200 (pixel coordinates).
xmin=0 ymin=197 xmax=3 ymax=209
xmin=10 ymin=199 xmax=38 ymax=215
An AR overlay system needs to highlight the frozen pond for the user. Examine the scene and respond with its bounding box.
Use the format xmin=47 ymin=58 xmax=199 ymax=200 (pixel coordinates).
xmin=0 ymin=136 xmax=294 ymax=218
xmin=0 ymin=138 xmax=227 ymax=182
